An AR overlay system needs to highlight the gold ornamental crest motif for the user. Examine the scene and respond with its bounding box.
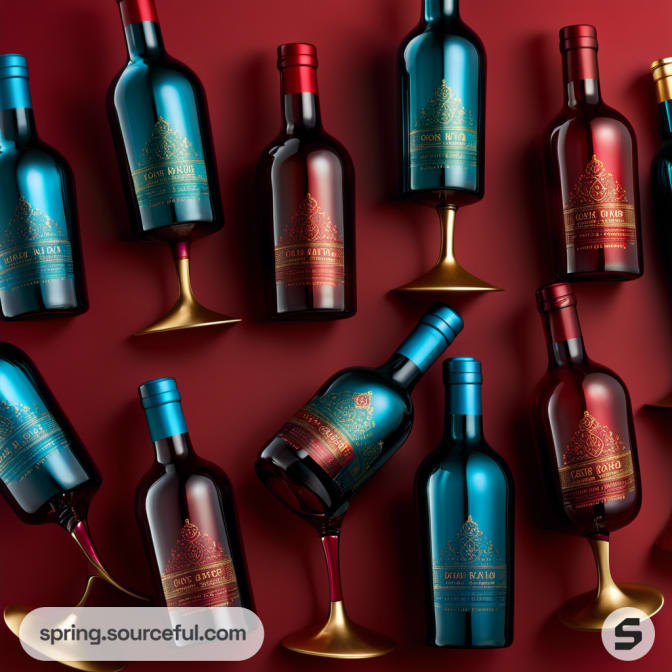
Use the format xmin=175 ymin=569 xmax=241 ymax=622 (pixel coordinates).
xmin=138 ymin=116 xmax=199 ymax=167
xmin=568 ymin=155 xmax=628 ymax=207
xmin=282 ymin=192 xmax=340 ymax=244
xmin=5 ymin=196 xmax=64 ymax=244
xmin=415 ymin=79 xmax=475 ymax=129
xmin=563 ymin=411 xmax=627 ymax=465
xmin=440 ymin=515 xmax=499 ymax=565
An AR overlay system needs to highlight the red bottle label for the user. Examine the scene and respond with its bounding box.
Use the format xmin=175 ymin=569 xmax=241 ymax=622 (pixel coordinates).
xmin=160 ymin=519 xmax=240 ymax=608
xmin=562 ymin=155 xmax=637 ymax=253
xmin=274 ymin=193 xmax=344 ymax=289
xmin=558 ymin=411 xmax=636 ymax=510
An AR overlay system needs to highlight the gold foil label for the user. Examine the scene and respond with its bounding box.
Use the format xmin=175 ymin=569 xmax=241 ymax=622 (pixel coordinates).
xmin=131 ymin=117 xmax=210 ymax=209
xmin=432 ymin=516 xmax=507 ymax=613
xmin=559 ymin=411 xmax=636 ymax=510
xmin=562 ymin=155 xmax=636 ymax=252
xmin=410 ymin=80 xmax=478 ymax=171
xmin=274 ymin=193 xmax=345 ymax=288
xmin=160 ymin=519 xmax=240 ymax=608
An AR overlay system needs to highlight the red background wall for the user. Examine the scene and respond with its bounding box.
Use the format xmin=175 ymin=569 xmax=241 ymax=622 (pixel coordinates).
xmin=1 ymin=0 xmax=671 ymax=670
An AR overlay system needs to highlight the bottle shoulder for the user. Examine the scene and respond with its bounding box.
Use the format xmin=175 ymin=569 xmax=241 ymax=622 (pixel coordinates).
xmin=259 ymin=131 xmax=353 ymax=165
xmin=316 ymin=366 xmax=412 ymax=408
xmin=112 ymin=55 xmax=202 ymax=101
xmin=547 ymin=104 xmax=635 ymax=143
xmin=416 ymin=442 xmax=512 ymax=484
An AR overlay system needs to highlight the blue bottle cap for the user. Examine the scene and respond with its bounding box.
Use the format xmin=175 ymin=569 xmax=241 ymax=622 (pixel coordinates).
xmin=138 ymin=377 xmax=181 ymax=408
xmin=422 ymin=303 xmax=464 ymax=344
xmin=444 ymin=356 xmax=482 ymax=385
xmin=138 ymin=377 xmax=188 ymax=441
xmin=0 ymin=54 xmax=28 ymax=80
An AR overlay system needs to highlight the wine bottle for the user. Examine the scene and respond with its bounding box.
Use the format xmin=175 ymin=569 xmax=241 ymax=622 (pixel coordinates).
xmin=0 ymin=54 xmax=88 ymax=319
xmin=532 ymin=283 xmax=642 ymax=536
xmin=416 ymin=357 xmax=513 ymax=648
xmin=135 ymin=377 xmax=253 ymax=609
xmin=400 ymin=0 xmax=485 ymax=203
xmin=257 ymin=43 xmax=356 ymax=320
xmin=108 ymin=0 xmax=223 ymax=241
xmin=256 ymin=304 xmax=463 ymax=520
xmin=544 ymin=25 xmax=642 ymax=280
xmin=650 ymin=58 xmax=672 ymax=266
xmin=0 ymin=341 xmax=139 ymax=596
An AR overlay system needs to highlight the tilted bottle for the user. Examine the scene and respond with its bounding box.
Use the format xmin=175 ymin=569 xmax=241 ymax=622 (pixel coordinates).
xmin=544 ymin=25 xmax=642 ymax=280
xmin=399 ymin=0 xmax=486 ymax=202
xmin=416 ymin=357 xmax=513 ymax=648
xmin=257 ymin=43 xmax=356 ymax=320
xmin=255 ymin=304 xmax=463 ymax=519
xmin=108 ymin=0 xmax=223 ymax=240
xmin=0 ymin=341 xmax=138 ymax=596
xmin=0 ymin=54 xmax=87 ymax=319
xmin=135 ymin=378 xmax=253 ymax=609
xmin=532 ymin=283 xmax=641 ymax=535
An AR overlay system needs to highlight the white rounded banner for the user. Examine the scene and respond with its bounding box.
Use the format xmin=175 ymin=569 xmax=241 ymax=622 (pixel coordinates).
xmin=19 ymin=606 xmax=263 ymax=662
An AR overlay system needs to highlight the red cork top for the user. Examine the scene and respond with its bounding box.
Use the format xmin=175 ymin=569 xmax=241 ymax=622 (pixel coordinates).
xmin=536 ymin=282 xmax=576 ymax=312
xmin=537 ymin=283 xmax=582 ymax=343
xmin=118 ymin=0 xmax=159 ymax=26
xmin=560 ymin=25 xmax=599 ymax=82
xmin=278 ymin=43 xmax=319 ymax=95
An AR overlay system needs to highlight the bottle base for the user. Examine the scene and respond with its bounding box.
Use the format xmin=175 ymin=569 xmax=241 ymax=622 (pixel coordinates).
xmin=268 ymin=308 xmax=356 ymax=322
xmin=1 ymin=304 xmax=89 ymax=320
xmin=559 ymin=270 xmax=642 ymax=282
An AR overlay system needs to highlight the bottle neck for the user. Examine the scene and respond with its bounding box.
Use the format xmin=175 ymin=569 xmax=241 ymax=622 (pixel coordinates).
xmin=562 ymin=48 xmax=601 ymax=106
xmin=659 ymin=99 xmax=672 ymax=139
xmin=280 ymin=67 xmax=321 ymax=133
xmin=0 ymin=76 xmax=35 ymax=143
xmin=541 ymin=306 xmax=587 ymax=367
xmin=443 ymin=383 xmax=483 ymax=443
xmin=379 ymin=353 xmax=423 ymax=391
xmin=424 ymin=0 xmax=459 ymax=22
xmin=154 ymin=432 xmax=193 ymax=464
xmin=118 ymin=0 xmax=164 ymax=59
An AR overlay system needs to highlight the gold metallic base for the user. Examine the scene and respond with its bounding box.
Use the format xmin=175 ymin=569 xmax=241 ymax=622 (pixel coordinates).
xmin=557 ymin=538 xmax=664 ymax=632
xmin=4 ymin=577 xmax=126 ymax=672
xmin=281 ymin=601 xmax=395 ymax=659
xmin=647 ymin=393 xmax=672 ymax=409
xmin=135 ymin=256 xmax=240 ymax=335
xmin=393 ymin=204 xmax=501 ymax=294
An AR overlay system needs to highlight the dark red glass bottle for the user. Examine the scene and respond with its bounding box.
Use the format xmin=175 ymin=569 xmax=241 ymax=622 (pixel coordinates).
xmin=544 ymin=25 xmax=642 ymax=280
xmin=532 ymin=283 xmax=642 ymax=536
xmin=135 ymin=378 xmax=253 ymax=609
xmin=257 ymin=43 xmax=356 ymax=320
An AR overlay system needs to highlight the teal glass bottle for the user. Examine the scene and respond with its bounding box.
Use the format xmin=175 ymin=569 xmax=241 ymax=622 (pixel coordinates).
xmin=256 ymin=304 xmax=464 ymax=521
xmin=416 ymin=357 xmax=513 ymax=647
xmin=400 ymin=0 xmax=485 ymax=203
xmin=0 ymin=54 xmax=88 ymax=319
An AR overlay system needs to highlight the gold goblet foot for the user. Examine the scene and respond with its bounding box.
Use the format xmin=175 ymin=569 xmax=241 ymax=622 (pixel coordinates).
xmin=4 ymin=576 xmax=126 ymax=672
xmin=557 ymin=537 xmax=664 ymax=631
xmin=394 ymin=204 xmax=502 ymax=293
xmin=282 ymin=600 xmax=395 ymax=659
xmin=136 ymin=241 xmax=241 ymax=335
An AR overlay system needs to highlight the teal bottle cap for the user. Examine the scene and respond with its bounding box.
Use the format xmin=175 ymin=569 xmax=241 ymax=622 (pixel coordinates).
xmin=444 ymin=356 xmax=482 ymax=385
xmin=0 ymin=54 xmax=28 ymax=79
xmin=422 ymin=303 xmax=464 ymax=344
xmin=138 ymin=377 xmax=187 ymax=441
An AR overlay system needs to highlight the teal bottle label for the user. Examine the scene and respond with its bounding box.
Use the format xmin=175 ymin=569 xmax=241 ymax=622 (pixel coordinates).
xmin=0 ymin=362 xmax=85 ymax=512
xmin=130 ymin=116 xmax=210 ymax=216
xmin=0 ymin=196 xmax=74 ymax=293
xmin=432 ymin=515 xmax=507 ymax=613
xmin=278 ymin=383 xmax=405 ymax=494
xmin=410 ymin=80 xmax=478 ymax=173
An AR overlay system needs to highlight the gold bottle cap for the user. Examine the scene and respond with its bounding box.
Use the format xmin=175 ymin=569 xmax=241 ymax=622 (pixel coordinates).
xmin=651 ymin=57 xmax=672 ymax=103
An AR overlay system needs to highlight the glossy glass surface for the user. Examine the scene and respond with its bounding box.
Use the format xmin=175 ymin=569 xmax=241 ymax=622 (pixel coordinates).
xmin=400 ymin=0 xmax=485 ymax=203
xmin=0 ymin=108 xmax=88 ymax=318
xmin=108 ymin=21 xmax=222 ymax=241
xmin=416 ymin=414 xmax=513 ymax=647
xmin=532 ymin=312 xmax=642 ymax=536
xmin=545 ymin=78 xmax=643 ymax=280
xmin=652 ymin=99 xmax=672 ymax=261
xmin=257 ymin=92 xmax=356 ymax=319
xmin=135 ymin=433 xmax=254 ymax=609
xmin=0 ymin=342 xmax=99 ymax=524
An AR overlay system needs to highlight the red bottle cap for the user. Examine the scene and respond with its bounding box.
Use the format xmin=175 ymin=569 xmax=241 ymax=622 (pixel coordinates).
xmin=277 ymin=43 xmax=319 ymax=95
xmin=117 ymin=0 xmax=159 ymax=27
xmin=536 ymin=282 xmax=577 ymax=312
xmin=559 ymin=24 xmax=598 ymax=51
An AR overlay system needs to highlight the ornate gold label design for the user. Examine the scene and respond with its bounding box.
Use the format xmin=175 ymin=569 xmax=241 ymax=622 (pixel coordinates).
xmin=562 ymin=155 xmax=636 ymax=252
xmin=0 ymin=196 xmax=74 ymax=293
xmin=410 ymin=80 xmax=478 ymax=171
xmin=432 ymin=516 xmax=507 ymax=614
xmin=160 ymin=519 xmax=240 ymax=608
xmin=131 ymin=117 xmax=210 ymax=209
xmin=559 ymin=411 xmax=636 ymax=510
xmin=274 ymin=193 xmax=345 ymax=289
